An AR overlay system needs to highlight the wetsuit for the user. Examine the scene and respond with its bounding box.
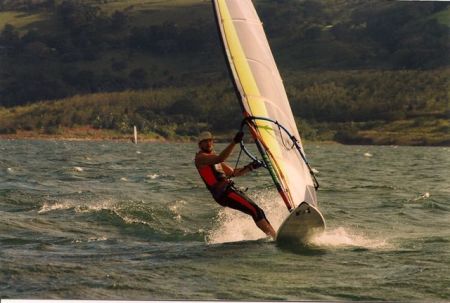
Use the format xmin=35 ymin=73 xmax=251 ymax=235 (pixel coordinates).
xmin=195 ymin=152 xmax=266 ymax=222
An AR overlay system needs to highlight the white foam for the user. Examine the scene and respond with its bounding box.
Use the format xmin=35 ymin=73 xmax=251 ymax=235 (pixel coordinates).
xmin=147 ymin=174 xmax=159 ymax=180
xmin=72 ymin=236 xmax=108 ymax=244
xmin=169 ymin=201 xmax=184 ymax=222
xmin=38 ymin=201 xmax=73 ymax=214
xmin=422 ymin=192 xmax=430 ymax=198
xmin=73 ymin=166 xmax=84 ymax=172
xmin=120 ymin=215 xmax=152 ymax=226
xmin=76 ymin=200 xmax=116 ymax=213
xmin=410 ymin=192 xmax=431 ymax=202
xmin=38 ymin=199 xmax=116 ymax=214
xmin=88 ymin=236 xmax=108 ymax=242
xmin=169 ymin=205 xmax=181 ymax=220
xmin=364 ymin=152 xmax=373 ymax=157
xmin=310 ymin=227 xmax=389 ymax=249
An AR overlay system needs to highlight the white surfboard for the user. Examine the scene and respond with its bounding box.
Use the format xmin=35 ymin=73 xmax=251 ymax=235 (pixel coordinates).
xmin=276 ymin=202 xmax=325 ymax=244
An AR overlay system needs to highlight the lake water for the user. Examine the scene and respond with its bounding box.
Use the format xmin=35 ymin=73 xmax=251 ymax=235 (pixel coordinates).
xmin=0 ymin=140 xmax=449 ymax=301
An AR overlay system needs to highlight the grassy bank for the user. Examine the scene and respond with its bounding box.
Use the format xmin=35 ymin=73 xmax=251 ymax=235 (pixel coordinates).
xmin=0 ymin=74 xmax=448 ymax=146
xmin=1 ymin=120 xmax=449 ymax=146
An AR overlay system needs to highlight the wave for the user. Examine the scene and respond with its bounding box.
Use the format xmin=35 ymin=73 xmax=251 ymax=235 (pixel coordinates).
xmin=402 ymin=192 xmax=449 ymax=211
xmin=38 ymin=199 xmax=117 ymax=214
xmin=36 ymin=197 xmax=200 ymax=241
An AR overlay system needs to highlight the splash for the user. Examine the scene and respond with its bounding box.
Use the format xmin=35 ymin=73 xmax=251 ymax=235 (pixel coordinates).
xmin=169 ymin=200 xmax=186 ymax=222
xmin=206 ymin=209 xmax=262 ymax=243
xmin=410 ymin=192 xmax=430 ymax=202
xmin=200 ymin=189 xmax=392 ymax=249
xmin=147 ymin=174 xmax=160 ymax=180
xmin=310 ymin=227 xmax=389 ymax=249
xmin=206 ymin=189 xmax=288 ymax=244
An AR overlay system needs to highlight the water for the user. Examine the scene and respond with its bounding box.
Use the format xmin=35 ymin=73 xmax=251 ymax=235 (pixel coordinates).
xmin=0 ymin=140 xmax=449 ymax=301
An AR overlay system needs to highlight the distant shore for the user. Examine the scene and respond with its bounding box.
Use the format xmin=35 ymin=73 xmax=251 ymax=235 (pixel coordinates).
xmin=1 ymin=127 xmax=449 ymax=146
xmin=0 ymin=129 xmax=165 ymax=142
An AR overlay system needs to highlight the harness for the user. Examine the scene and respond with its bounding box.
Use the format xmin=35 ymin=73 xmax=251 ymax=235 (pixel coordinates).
xmin=196 ymin=154 xmax=232 ymax=201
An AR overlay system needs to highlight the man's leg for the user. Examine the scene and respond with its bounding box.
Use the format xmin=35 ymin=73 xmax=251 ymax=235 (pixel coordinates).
xmin=256 ymin=218 xmax=276 ymax=239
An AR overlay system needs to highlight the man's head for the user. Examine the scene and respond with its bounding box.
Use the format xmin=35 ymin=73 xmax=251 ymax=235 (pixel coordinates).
xmin=198 ymin=131 xmax=213 ymax=153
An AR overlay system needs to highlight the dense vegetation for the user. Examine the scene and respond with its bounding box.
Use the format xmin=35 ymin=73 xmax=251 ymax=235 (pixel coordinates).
xmin=0 ymin=0 xmax=449 ymax=145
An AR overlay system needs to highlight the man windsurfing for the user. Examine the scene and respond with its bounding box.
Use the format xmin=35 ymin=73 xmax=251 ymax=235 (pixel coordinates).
xmin=195 ymin=131 xmax=276 ymax=239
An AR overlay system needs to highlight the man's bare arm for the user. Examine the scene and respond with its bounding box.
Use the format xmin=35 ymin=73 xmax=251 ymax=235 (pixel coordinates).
xmin=221 ymin=162 xmax=252 ymax=178
xmin=195 ymin=142 xmax=237 ymax=167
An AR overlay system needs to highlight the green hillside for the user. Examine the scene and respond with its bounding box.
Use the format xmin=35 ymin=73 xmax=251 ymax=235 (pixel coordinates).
xmin=0 ymin=0 xmax=449 ymax=145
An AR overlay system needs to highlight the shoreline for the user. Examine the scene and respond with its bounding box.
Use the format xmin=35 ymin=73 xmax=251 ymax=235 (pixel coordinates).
xmin=0 ymin=128 xmax=167 ymax=143
xmin=1 ymin=133 xmax=448 ymax=147
xmin=0 ymin=126 xmax=448 ymax=146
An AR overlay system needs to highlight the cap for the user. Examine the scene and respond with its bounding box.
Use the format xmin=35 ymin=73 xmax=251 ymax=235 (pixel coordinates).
xmin=197 ymin=131 xmax=213 ymax=143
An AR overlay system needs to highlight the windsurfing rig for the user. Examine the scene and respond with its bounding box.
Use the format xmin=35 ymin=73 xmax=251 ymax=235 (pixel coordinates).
xmin=212 ymin=0 xmax=321 ymax=213
xmin=239 ymin=116 xmax=320 ymax=193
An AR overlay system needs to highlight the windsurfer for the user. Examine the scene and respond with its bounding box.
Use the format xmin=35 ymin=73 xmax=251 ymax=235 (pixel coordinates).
xmin=195 ymin=131 xmax=276 ymax=239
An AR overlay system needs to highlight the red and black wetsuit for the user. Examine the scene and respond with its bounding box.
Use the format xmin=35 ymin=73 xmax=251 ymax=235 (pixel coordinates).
xmin=195 ymin=152 xmax=266 ymax=222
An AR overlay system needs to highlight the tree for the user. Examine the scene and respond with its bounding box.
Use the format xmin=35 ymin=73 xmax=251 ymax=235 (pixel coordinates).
xmin=0 ymin=24 xmax=21 ymax=54
xmin=111 ymin=11 xmax=128 ymax=30
xmin=23 ymin=41 xmax=52 ymax=59
xmin=129 ymin=68 xmax=148 ymax=88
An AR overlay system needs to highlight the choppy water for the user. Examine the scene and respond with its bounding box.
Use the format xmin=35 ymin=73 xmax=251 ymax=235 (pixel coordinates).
xmin=0 ymin=140 xmax=449 ymax=301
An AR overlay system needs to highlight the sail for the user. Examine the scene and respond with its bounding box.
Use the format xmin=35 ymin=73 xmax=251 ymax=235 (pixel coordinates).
xmin=212 ymin=0 xmax=318 ymax=210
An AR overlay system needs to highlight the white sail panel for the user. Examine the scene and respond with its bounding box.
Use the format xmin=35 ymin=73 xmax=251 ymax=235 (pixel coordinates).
xmin=213 ymin=0 xmax=317 ymax=208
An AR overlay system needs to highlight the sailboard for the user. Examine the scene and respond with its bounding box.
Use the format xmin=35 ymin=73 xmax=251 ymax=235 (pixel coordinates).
xmin=212 ymin=0 xmax=325 ymax=244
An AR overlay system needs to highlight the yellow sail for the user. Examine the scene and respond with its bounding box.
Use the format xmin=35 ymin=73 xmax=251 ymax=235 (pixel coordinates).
xmin=212 ymin=0 xmax=318 ymax=209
